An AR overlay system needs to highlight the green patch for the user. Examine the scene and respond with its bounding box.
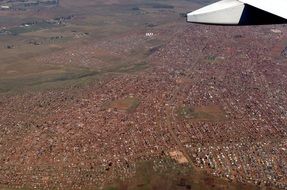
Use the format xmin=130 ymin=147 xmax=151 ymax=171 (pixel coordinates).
xmin=0 ymin=65 xmax=99 ymax=93
xmin=204 ymin=55 xmax=226 ymax=64
xmin=113 ymin=62 xmax=149 ymax=73
xmin=177 ymin=105 xmax=226 ymax=121
xmin=177 ymin=106 xmax=193 ymax=118
xmin=104 ymin=158 xmax=263 ymax=190
xmin=109 ymin=97 xmax=140 ymax=113
xmin=0 ymin=60 xmax=149 ymax=94
xmin=8 ymin=22 xmax=56 ymax=36
xmin=206 ymin=55 xmax=216 ymax=62
xmin=103 ymin=187 xmax=119 ymax=190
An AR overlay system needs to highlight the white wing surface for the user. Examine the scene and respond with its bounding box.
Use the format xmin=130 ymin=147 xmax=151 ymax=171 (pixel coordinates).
xmin=187 ymin=0 xmax=245 ymax=25
xmin=239 ymin=0 xmax=287 ymax=19
xmin=187 ymin=0 xmax=287 ymax=25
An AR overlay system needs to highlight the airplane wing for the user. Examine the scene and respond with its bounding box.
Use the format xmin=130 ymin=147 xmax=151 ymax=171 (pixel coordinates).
xmin=187 ymin=0 xmax=287 ymax=25
xmin=240 ymin=0 xmax=287 ymax=20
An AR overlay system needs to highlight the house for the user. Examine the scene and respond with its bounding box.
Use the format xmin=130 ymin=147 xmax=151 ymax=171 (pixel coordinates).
xmin=1 ymin=5 xmax=10 ymax=10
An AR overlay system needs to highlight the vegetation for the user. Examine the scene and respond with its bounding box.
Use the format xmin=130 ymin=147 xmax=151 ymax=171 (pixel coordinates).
xmin=109 ymin=97 xmax=140 ymax=113
xmin=177 ymin=105 xmax=226 ymax=121
xmin=103 ymin=158 xmax=260 ymax=190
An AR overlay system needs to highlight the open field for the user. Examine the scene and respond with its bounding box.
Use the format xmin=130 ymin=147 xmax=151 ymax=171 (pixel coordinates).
xmin=0 ymin=0 xmax=201 ymax=93
xmin=103 ymin=159 xmax=270 ymax=190
xmin=177 ymin=105 xmax=227 ymax=121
